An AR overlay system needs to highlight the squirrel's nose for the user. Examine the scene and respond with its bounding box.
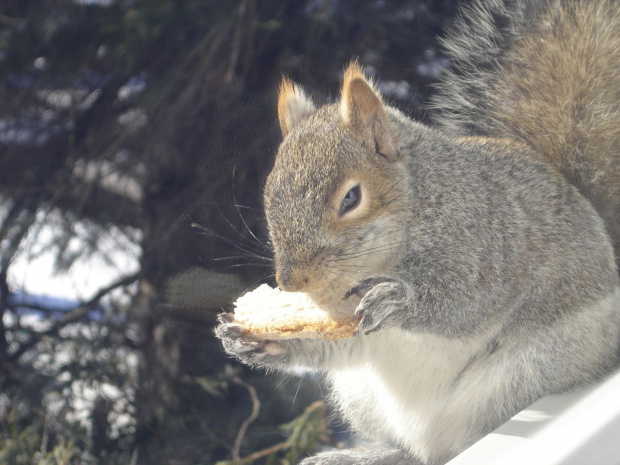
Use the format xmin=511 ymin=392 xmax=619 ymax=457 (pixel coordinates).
xmin=276 ymin=262 xmax=309 ymax=292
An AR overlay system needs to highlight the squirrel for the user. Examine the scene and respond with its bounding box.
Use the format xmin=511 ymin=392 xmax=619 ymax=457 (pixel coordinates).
xmin=216 ymin=1 xmax=620 ymax=464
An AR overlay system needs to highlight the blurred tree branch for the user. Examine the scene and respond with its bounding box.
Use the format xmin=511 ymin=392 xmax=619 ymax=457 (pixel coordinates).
xmin=7 ymin=271 xmax=140 ymax=363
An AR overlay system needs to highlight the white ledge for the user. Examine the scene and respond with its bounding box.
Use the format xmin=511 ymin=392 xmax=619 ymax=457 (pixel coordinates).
xmin=447 ymin=368 xmax=620 ymax=465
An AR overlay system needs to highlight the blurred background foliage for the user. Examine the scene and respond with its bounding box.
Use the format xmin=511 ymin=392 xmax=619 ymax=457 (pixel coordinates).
xmin=0 ymin=0 xmax=458 ymax=463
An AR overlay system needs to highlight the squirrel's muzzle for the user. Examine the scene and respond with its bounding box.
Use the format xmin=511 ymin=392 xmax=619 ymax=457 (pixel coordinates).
xmin=275 ymin=259 xmax=311 ymax=292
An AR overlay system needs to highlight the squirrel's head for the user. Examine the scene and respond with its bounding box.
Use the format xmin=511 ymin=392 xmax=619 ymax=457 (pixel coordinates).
xmin=264 ymin=63 xmax=409 ymax=307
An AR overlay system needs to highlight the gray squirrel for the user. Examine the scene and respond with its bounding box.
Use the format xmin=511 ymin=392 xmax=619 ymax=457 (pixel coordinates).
xmin=216 ymin=0 xmax=620 ymax=463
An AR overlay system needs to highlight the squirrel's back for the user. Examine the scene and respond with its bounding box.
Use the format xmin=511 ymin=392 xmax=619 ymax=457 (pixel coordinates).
xmin=432 ymin=0 xmax=620 ymax=257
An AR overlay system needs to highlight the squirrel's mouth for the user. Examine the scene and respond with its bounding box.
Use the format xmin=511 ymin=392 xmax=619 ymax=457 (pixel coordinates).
xmin=305 ymin=284 xmax=360 ymax=321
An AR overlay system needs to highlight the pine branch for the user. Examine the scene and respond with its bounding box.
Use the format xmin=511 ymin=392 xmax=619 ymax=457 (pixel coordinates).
xmin=7 ymin=271 xmax=140 ymax=362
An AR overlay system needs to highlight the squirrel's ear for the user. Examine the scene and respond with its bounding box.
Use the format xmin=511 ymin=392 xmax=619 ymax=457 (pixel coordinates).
xmin=277 ymin=78 xmax=315 ymax=138
xmin=340 ymin=63 xmax=399 ymax=162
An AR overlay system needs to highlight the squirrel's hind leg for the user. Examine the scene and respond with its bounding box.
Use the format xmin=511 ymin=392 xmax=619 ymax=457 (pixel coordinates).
xmin=299 ymin=446 xmax=418 ymax=465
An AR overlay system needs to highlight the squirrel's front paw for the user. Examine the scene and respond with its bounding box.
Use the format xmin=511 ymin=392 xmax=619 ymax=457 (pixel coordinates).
xmin=346 ymin=276 xmax=409 ymax=335
xmin=215 ymin=314 xmax=287 ymax=367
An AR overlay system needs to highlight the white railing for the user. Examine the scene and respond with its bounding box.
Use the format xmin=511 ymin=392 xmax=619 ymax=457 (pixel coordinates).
xmin=448 ymin=368 xmax=620 ymax=465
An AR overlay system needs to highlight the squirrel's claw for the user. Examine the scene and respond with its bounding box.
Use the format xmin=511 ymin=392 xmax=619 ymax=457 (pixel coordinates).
xmin=353 ymin=295 xmax=386 ymax=335
xmin=215 ymin=323 xmax=260 ymax=351
xmin=217 ymin=312 xmax=235 ymax=324
xmin=345 ymin=275 xmax=393 ymax=299
xmin=215 ymin=319 xmax=290 ymax=367
xmin=350 ymin=277 xmax=408 ymax=335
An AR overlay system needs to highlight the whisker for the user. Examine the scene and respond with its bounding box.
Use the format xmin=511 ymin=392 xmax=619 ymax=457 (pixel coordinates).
xmin=293 ymin=375 xmax=304 ymax=405
xmin=203 ymin=198 xmax=267 ymax=254
xmin=335 ymin=228 xmax=408 ymax=255
xmin=194 ymin=183 xmax=272 ymax=259
xmin=232 ymin=163 xmax=270 ymax=250
xmin=323 ymin=268 xmax=358 ymax=279
xmin=191 ymin=223 xmax=272 ymax=263
xmin=333 ymin=241 xmax=410 ymax=261
xmin=338 ymin=230 xmax=408 ymax=250
xmin=221 ymin=263 xmax=274 ymax=271
xmin=275 ymin=374 xmax=293 ymax=391
xmin=325 ymin=264 xmax=385 ymax=273
xmin=209 ymin=254 xmax=273 ymax=263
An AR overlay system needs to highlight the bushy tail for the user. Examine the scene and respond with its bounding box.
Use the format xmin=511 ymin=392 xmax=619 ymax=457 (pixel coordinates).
xmin=431 ymin=0 xmax=620 ymax=258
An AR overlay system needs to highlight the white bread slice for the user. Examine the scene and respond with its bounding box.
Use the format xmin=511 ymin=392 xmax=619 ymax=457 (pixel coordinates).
xmin=231 ymin=284 xmax=357 ymax=340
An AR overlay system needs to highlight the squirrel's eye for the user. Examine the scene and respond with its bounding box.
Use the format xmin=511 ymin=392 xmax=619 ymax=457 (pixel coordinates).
xmin=340 ymin=185 xmax=361 ymax=215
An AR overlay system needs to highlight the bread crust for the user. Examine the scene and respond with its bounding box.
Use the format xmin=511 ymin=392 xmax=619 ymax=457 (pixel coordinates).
xmin=231 ymin=284 xmax=356 ymax=340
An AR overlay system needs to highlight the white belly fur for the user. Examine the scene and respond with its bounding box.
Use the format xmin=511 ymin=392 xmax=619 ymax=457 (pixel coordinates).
xmin=327 ymin=328 xmax=495 ymax=463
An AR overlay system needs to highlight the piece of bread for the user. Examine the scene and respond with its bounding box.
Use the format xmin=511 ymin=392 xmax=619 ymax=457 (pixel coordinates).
xmin=231 ymin=284 xmax=357 ymax=340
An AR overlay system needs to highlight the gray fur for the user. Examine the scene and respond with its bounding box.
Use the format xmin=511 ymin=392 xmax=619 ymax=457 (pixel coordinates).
xmin=299 ymin=446 xmax=414 ymax=465
xmin=429 ymin=0 xmax=547 ymax=135
xmin=216 ymin=1 xmax=620 ymax=464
